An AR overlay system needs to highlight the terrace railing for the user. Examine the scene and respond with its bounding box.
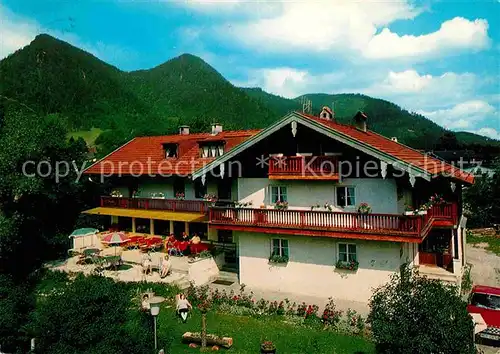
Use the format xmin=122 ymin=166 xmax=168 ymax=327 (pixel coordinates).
xmin=268 ymin=155 xmax=339 ymax=179
xmin=101 ymin=196 xmax=207 ymax=214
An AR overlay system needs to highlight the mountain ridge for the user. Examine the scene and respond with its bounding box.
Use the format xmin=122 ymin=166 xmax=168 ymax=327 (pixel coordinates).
xmin=1 ymin=33 xmax=498 ymax=155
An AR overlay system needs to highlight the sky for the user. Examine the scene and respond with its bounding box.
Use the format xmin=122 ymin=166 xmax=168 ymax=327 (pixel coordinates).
xmin=1 ymin=0 xmax=499 ymax=139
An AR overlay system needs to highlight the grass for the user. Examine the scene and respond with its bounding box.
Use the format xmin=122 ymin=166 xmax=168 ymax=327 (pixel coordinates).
xmin=67 ymin=127 xmax=104 ymax=146
xmin=467 ymin=232 xmax=500 ymax=256
xmin=155 ymin=305 xmax=375 ymax=354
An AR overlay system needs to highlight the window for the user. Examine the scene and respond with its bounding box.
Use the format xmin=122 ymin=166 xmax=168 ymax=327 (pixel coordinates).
xmin=271 ymin=186 xmax=287 ymax=203
xmin=336 ymin=186 xmax=355 ymax=207
xmin=338 ymin=243 xmax=357 ymax=262
xmin=194 ymin=180 xmax=207 ymax=199
xmin=271 ymin=239 xmax=289 ymax=258
xmin=200 ymin=143 xmax=224 ymax=157
xmin=163 ymin=143 xmax=178 ymax=158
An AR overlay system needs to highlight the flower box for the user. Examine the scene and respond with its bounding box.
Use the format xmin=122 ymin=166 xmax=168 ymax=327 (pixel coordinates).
xmin=404 ymin=211 xmax=415 ymax=216
xmin=417 ymin=210 xmax=427 ymax=215
xmin=268 ymin=255 xmax=288 ymax=264
xmin=335 ymin=259 xmax=359 ymax=271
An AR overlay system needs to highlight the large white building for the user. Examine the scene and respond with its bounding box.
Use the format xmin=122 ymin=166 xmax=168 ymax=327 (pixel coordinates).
xmin=84 ymin=109 xmax=474 ymax=302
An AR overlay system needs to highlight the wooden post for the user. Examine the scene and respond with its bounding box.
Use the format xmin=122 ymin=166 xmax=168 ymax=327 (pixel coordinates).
xmin=150 ymin=219 xmax=155 ymax=235
xmin=132 ymin=217 xmax=136 ymax=233
xmin=169 ymin=221 xmax=174 ymax=235
xmin=185 ymin=222 xmax=189 ymax=235
xmin=201 ymin=313 xmax=207 ymax=348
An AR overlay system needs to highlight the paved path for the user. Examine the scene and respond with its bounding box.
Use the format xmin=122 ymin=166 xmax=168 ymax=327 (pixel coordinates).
xmin=466 ymin=243 xmax=500 ymax=287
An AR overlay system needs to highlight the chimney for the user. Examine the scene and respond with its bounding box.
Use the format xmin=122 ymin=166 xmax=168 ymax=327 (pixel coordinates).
xmin=391 ymin=137 xmax=398 ymax=142
xmin=211 ymin=123 xmax=223 ymax=135
xmin=353 ymin=111 xmax=368 ymax=132
xmin=319 ymin=106 xmax=333 ymax=121
xmin=179 ymin=125 xmax=190 ymax=135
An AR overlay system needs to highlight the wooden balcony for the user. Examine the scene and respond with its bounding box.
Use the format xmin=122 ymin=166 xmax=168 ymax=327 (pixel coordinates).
xmin=210 ymin=207 xmax=424 ymax=242
xmin=209 ymin=202 xmax=459 ymax=243
xmin=101 ymin=196 xmax=207 ymax=214
xmin=268 ymin=155 xmax=339 ymax=180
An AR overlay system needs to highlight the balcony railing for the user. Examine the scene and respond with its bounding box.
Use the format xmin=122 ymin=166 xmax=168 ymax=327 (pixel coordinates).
xmin=268 ymin=155 xmax=339 ymax=179
xmin=101 ymin=196 xmax=207 ymax=214
xmin=210 ymin=207 xmax=423 ymax=236
xmin=210 ymin=202 xmax=459 ymax=238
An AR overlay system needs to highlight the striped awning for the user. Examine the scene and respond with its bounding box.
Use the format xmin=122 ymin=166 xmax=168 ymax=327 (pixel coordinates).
xmin=82 ymin=207 xmax=208 ymax=223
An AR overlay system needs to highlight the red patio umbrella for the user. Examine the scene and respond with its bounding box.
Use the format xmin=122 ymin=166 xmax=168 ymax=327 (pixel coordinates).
xmin=101 ymin=232 xmax=130 ymax=244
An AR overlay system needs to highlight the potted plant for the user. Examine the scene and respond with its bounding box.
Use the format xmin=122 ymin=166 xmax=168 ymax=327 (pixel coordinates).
xmin=335 ymin=259 xmax=359 ymax=271
xmin=110 ymin=190 xmax=122 ymax=198
xmin=310 ymin=204 xmax=321 ymax=211
xmin=175 ymin=191 xmax=185 ymax=200
xmin=203 ymin=194 xmax=218 ymax=207
xmin=404 ymin=204 xmax=415 ymax=215
xmin=324 ymin=202 xmax=334 ymax=212
xmin=357 ymin=202 xmax=371 ymax=214
xmin=274 ymin=201 xmax=288 ymax=210
xmin=260 ymin=341 xmax=276 ymax=354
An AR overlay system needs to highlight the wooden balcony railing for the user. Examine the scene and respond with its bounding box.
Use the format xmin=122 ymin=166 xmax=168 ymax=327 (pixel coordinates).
xmin=268 ymin=155 xmax=339 ymax=179
xmin=210 ymin=202 xmax=459 ymax=239
xmin=209 ymin=207 xmax=423 ymax=236
xmin=101 ymin=196 xmax=207 ymax=214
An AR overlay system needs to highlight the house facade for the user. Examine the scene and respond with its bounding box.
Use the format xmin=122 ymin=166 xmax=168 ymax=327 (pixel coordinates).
xmin=83 ymin=109 xmax=474 ymax=303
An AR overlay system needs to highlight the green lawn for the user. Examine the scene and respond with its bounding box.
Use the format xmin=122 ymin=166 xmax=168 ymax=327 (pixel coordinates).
xmin=67 ymin=127 xmax=104 ymax=146
xmin=154 ymin=305 xmax=375 ymax=354
xmin=467 ymin=232 xmax=500 ymax=256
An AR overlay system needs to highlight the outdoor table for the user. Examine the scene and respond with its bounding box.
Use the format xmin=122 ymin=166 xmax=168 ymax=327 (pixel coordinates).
xmin=103 ymin=255 xmax=122 ymax=270
xmin=83 ymin=248 xmax=100 ymax=257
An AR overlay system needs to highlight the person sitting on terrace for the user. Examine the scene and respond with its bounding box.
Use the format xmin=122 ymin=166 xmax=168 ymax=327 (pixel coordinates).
xmin=160 ymin=254 xmax=171 ymax=278
xmin=142 ymin=252 xmax=152 ymax=275
xmin=191 ymin=234 xmax=201 ymax=245
xmin=181 ymin=232 xmax=190 ymax=241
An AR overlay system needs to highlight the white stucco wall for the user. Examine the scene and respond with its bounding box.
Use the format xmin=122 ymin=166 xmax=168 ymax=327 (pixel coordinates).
xmin=112 ymin=179 xmax=219 ymax=200
xmin=237 ymin=231 xmax=401 ymax=303
xmin=237 ymin=177 xmax=398 ymax=214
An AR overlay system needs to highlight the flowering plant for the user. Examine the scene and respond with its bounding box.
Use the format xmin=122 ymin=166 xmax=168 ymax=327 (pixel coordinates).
xmin=150 ymin=192 xmax=164 ymax=199
xmin=322 ymin=297 xmax=343 ymax=326
xmin=203 ymin=194 xmax=218 ymax=203
xmin=310 ymin=204 xmax=321 ymax=211
xmin=357 ymin=202 xmax=371 ymax=214
xmin=269 ymin=254 xmax=289 ymax=264
xmin=429 ymin=193 xmax=445 ymax=205
xmin=175 ymin=192 xmax=185 ymax=200
xmin=324 ymin=202 xmax=334 ymax=211
xmin=110 ymin=190 xmax=122 ymax=197
xmin=197 ymin=299 xmax=212 ymax=314
xmin=261 ymin=341 xmax=276 ymax=350
xmin=404 ymin=204 xmax=414 ymax=212
xmin=235 ymin=201 xmax=253 ymax=208
xmin=336 ymin=259 xmax=359 ymax=271
xmin=274 ymin=200 xmax=288 ymax=210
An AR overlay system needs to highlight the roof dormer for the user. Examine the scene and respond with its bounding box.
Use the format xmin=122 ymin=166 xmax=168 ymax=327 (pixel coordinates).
xmin=199 ymin=141 xmax=225 ymax=158
xmin=319 ymin=106 xmax=333 ymax=121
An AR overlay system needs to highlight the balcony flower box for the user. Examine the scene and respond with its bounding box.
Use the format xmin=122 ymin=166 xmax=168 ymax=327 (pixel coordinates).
xmin=336 ymin=259 xmax=359 ymax=271
xmin=357 ymin=202 xmax=372 ymax=214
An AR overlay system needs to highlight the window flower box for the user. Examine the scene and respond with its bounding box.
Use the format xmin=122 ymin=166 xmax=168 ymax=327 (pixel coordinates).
xmin=357 ymin=202 xmax=371 ymax=214
xmin=336 ymin=259 xmax=359 ymax=271
xmin=268 ymin=254 xmax=288 ymax=264
xmin=175 ymin=192 xmax=185 ymax=200
xmin=274 ymin=201 xmax=288 ymax=210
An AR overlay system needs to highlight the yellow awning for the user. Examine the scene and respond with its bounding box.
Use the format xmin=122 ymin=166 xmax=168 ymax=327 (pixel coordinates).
xmin=82 ymin=207 xmax=208 ymax=223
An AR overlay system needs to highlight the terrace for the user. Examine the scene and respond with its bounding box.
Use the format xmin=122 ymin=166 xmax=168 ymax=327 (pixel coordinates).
xmin=101 ymin=196 xmax=208 ymax=214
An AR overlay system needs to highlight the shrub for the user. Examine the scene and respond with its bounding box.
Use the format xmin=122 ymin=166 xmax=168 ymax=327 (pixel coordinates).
xmin=368 ymin=265 xmax=475 ymax=354
xmin=321 ymin=298 xmax=343 ymax=327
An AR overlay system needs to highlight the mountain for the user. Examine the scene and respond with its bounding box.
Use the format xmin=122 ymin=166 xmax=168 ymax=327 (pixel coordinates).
xmin=1 ymin=33 xmax=498 ymax=156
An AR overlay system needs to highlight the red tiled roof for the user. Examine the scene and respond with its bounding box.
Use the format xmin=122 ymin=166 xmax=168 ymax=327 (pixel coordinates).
xmin=84 ymin=130 xmax=261 ymax=176
xmin=297 ymin=112 xmax=474 ymax=184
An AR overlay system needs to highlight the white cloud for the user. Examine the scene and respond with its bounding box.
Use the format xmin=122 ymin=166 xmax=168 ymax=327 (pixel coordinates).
xmin=226 ymin=0 xmax=419 ymax=56
xmin=362 ymin=70 xmax=479 ymax=110
xmin=210 ymin=1 xmax=490 ymax=61
xmin=0 ymin=5 xmax=38 ymax=59
xmin=417 ymin=100 xmax=497 ymax=130
xmin=365 ymin=17 xmax=490 ymax=59
xmin=469 ymin=127 xmax=500 ymax=140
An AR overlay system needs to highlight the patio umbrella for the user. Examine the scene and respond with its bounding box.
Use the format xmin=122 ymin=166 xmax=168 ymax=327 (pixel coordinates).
xmin=101 ymin=232 xmax=130 ymax=257
xmin=69 ymin=228 xmax=99 ymax=237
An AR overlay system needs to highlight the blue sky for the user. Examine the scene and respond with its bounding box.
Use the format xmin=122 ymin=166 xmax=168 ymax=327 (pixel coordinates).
xmin=1 ymin=0 xmax=499 ymax=139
